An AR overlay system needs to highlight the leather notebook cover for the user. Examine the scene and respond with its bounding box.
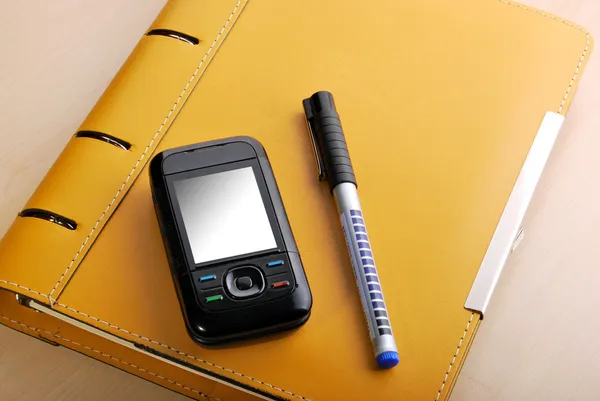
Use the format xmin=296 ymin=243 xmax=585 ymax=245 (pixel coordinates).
xmin=0 ymin=0 xmax=592 ymax=400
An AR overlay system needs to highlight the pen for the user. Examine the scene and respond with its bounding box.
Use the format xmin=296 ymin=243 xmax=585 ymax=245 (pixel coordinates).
xmin=303 ymin=91 xmax=399 ymax=369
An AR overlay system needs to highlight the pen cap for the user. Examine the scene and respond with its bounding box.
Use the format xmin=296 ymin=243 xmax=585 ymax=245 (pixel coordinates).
xmin=304 ymin=91 xmax=357 ymax=191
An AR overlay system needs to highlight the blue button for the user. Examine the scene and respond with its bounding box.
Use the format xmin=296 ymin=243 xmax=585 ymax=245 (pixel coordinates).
xmin=267 ymin=260 xmax=284 ymax=268
xmin=199 ymin=274 xmax=216 ymax=282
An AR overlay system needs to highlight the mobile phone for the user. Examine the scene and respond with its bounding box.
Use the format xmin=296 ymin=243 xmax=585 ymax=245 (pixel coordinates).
xmin=149 ymin=137 xmax=312 ymax=344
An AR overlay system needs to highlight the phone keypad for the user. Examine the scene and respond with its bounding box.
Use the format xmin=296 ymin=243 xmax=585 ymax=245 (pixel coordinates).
xmin=192 ymin=253 xmax=295 ymax=312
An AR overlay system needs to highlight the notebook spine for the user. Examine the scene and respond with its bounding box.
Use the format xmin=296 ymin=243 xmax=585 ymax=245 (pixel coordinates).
xmin=0 ymin=0 xmax=247 ymax=303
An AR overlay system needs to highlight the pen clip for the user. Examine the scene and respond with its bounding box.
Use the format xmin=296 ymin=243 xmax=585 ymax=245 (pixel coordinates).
xmin=303 ymin=99 xmax=327 ymax=181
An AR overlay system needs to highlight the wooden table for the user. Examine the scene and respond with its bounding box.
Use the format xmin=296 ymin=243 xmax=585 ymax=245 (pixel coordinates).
xmin=1 ymin=1 xmax=599 ymax=400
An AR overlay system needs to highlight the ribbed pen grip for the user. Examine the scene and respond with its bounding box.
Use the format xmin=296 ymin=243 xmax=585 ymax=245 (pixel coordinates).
xmin=304 ymin=91 xmax=357 ymax=191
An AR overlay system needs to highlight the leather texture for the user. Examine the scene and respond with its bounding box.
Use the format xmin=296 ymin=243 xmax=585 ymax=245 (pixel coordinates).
xmin=0 ymin=0 xmax=592 ymax=400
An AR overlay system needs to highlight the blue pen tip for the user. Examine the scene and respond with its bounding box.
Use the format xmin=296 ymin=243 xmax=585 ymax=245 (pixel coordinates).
xmin=376 ymin=351 xmax=400 ymax=369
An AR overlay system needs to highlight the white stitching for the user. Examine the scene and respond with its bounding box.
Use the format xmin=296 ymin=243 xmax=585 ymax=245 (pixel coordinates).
xmin=434 ymin=313 xmax=475 ymax=401
xmin=0 ymin=315 xmax=218 ymax=400
xmin=0 ymin=280 xmax=49 ymax=298
xmin=53 ymin=301 xmax=310 ymax=400
xmin=497 ymin=0 xmax=591 ymax=114
xmin=559 ymin=33 xmax=590 ymax=113
xmin=47 ymin=0 xmax=245 ymax=303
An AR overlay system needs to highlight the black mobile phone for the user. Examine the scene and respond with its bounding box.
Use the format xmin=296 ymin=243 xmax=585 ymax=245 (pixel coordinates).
xmin=149 ymin=137 xmax=312 ymax=344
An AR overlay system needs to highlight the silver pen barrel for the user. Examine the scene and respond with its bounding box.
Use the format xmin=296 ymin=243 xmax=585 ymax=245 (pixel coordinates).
xmin=333 ymin=183 xmax=399 ymax=363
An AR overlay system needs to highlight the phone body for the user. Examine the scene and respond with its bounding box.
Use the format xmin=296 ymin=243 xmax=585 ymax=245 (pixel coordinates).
xmin=150 ymin=137 xmax=312 ymax=344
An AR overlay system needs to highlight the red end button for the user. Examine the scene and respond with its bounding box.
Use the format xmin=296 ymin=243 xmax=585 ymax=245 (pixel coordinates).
xmin=271 ymin=280 xmax=290 ymax=289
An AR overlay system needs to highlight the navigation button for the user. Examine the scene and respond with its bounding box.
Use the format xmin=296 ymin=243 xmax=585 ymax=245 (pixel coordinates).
xmin=235 ymin=276 xmax=253 ymax=291
xmin=224 ymin=266 xmax=265 ymax=299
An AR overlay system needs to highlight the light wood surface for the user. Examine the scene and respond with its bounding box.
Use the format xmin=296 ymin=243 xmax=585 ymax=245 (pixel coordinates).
xmin=0 ymin=1 xmax=598 ymax=400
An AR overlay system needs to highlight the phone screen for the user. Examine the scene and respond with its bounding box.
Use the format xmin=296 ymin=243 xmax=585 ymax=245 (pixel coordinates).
xmin=173 ymin=166 xmax=277 ymax=264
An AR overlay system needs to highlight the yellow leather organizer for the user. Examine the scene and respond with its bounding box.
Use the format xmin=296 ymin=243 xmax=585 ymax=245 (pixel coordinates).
xmin=0 ymin=0 xmax=592 ymax=400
